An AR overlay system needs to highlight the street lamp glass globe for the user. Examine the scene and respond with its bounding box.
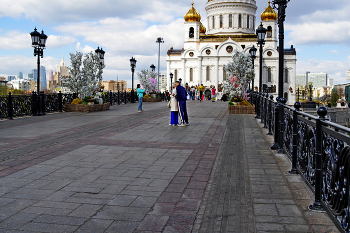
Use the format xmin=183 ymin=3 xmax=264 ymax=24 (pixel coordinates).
xmin=150 ymin=64 xmax=156 ymax=71
xmin=256 ymin=23 xmax=267 ymax=42
xmin=249 ymin=46 xmax=257 ymax=57
xmin=39 ymin=30 xmax=48 ymax=47
xmin=99 ymin=48 xmax=105 ymax=60
xmin=30 ymin=28 xmax=41 ymax=46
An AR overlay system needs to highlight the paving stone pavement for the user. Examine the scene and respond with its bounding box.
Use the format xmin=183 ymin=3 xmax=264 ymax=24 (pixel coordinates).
xmin=0 ymin=101 xmax=339 ymax=232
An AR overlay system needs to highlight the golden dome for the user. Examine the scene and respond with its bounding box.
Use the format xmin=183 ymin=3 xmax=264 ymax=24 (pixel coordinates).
xmin=184 ymin=2 xmax=201 ymax=22
xmin=200 ymin=23 xmax=206 ymax=34
xmin=261 ymin=1 xmax=278 ymax=21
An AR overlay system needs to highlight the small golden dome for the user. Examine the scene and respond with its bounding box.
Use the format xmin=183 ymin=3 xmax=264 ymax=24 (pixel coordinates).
xmin=200 ymin=23 xmax=206 ymax=34
xmin=261 ymin=1 xmax=278 ymax=21
xmin=184 ymin=2 xmax=201 ymax=22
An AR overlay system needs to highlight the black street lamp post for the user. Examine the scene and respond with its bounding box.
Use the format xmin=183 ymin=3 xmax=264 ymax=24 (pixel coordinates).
xmin=130 ymin=57 xmax=137 ymax=103
xmin=249 ymin=46 xmax=257 ymax=91
xmin=256 ymin=23 xmax=267 ymax=119
xmin=169 ymin=73 xmax=173 ymax=90
xmin=256 ymin=23 xmax=267 ymax=93
xmin=30 ymin=27 xmax=47 ymax=116
xmin=272 ymin=0 xmax=290 ymax=99
xmin=156 ymin=37 xmax=164 ymax=92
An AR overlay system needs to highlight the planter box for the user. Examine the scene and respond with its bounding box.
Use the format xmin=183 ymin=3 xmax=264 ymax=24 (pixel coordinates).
xmin=143 ymin=97 xmax=162 ymax=102
xmin=64 ymin=103 xmax=110 ymax=113
xmin=228 ymin=104 xmax=255 ymax=114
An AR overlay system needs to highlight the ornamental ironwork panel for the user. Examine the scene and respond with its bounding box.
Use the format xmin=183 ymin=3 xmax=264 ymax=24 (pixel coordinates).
xmin=297 ymin=121 xmax=316 ymax=187
xmin=0 ymin=95 xmax=9 ymax=119
xmin=283 ymin=110 xmax=293 ymax=157
xmin=45 ymin=94 xmax=59 ymax=112
xmin=12 ymin=95 xmax=33 ymax=117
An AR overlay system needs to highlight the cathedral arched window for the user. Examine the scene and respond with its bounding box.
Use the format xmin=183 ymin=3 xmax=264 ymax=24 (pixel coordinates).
xmin=189 ymin=27 xmax=194 ymax=38
xmin=229 ymin=14 xmax=232 ymax=28
xmin=247 ymin=16 xmax=250 ymax=29
xmin=285 ymin=68 xmax=288 ymax=83
xmin=268 ymin=67 xmax=272 ymax=82
xmin=253 ymin=18 xmax=255 ymax=31
xmin=175 ymin=70 xmax=178 ymax=82
xmin=220 ymin=15 xmax=223 ymax=28
xmin=206 ymin=66 xmax=210 ymax=81
xmin=212 ymin=16 xmax=215 ymax=29
xmin=190 ymin=68 xmax=193 ymax=82
xmin=267 ymin=26 xmax=272 ymax=38
xmin=238 ymin=14 xmax=242 ymax=28
xmin=223 ymin=68 xmax=227 ymax=80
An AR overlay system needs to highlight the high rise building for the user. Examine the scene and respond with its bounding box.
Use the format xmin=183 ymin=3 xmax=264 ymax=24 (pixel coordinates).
xmin=32 ymin=69 xmax=37 ymax=82
xmin=296 ymin=72 xmax=328 ymax=88
xmin=40 ymin=66 xmax=47 ymax=90
xmin=28 ymin=72 xmax=33 ymax=80
xmin=7 ymin=76 xmax=16 ymax=81
xmin=158 ymin=74 xmax=166 ymax=91
xmin=17 ymin=72 xmax=23 ymax=80
xmin=48 ymin=57 xmax=70 ymax=92
xmin=49 ymin=69 xmax=54 ymax=81
xmin=346 ymin=70 xmax=350 ymax=81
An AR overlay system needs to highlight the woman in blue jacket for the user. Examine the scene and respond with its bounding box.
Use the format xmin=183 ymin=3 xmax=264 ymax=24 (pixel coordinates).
xmin=136 ymin=84 xmax=145 ymax=112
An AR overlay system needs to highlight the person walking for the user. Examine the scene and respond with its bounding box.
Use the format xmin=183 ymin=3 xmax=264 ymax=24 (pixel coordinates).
xmin=199 ymin=84 xmax=204 ymax=101
xmin=174 ymin=81 xmax=189 ymax=126
xmin=169 ymin=86 xmax=179 ymax=126
xmin=211 ymin=86 xmax=216 ymax=102
xmin=136 ymin=84 xmax=145 ymax=112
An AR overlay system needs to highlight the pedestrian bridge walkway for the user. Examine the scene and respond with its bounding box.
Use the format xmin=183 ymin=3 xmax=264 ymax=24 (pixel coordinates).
xmin=0 ymin=101 xmax=337 ymax=232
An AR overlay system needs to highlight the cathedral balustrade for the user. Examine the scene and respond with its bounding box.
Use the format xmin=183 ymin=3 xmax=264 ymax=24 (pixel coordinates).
xmin=252 ymin=91 xmax=350 ymax=232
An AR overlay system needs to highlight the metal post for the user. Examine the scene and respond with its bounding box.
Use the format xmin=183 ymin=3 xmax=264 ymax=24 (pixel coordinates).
xmin=264 ymin=93 xmax=268 ymax=128
xmin=259 ymin=43 xmax=263 ymax=93
xmin=110 ymin=90 xmax=113 ymax=106
xmin=58 ymin=91 xmax=63 ymax=112
xmin=7 ymin=92 xmax=13 ymax=120
xmin=309 ymin=107 xmax=327 ymax=211
xmin=118 ymin=91 xmax=120 ymax=105
xmin=32 ymin=91 xmax=37 ymax=116
xmin=289 ymin=102 xmax=301 ymax=174
xmin=278 ymin=98 xmax=287 ymax=153
xmin=37 ymin=54 xmax=42 ymax=116
xmin=252 ymin=59 xmax=255 ymax=91
xmin=131 ymin=70 xmax=135 ymax=103
xmin=256 ymin=93 xmax=261 ymax=119
xmin=267 ymin=95 xmax=273 ymax=135
xmin=261 ymin=93 xmax=265 ymax=124
xmin=124 ymin=91 xmax=127 ymax=104
xmin=271 ymin=97 xmax=280 ymax=150
xmin=40 ymin=91 xmax=46 ymax=115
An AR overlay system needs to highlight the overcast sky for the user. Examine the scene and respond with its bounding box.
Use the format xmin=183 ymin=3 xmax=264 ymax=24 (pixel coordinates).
xmin=0 ymin=0 xmax=349 ymax=86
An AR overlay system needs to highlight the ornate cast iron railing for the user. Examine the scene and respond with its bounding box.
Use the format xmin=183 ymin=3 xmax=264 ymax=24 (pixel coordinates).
xmin=251 ymin=91 xmax=350 ymax=232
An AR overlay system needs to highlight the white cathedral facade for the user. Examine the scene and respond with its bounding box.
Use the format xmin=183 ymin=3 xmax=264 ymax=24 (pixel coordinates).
xmin=166 ymin=0 xmax=297 ymax=104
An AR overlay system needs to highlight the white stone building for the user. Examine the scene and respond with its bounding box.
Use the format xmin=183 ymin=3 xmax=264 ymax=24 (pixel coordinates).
xmin=166 ymin=0 xmax=297 ymax=104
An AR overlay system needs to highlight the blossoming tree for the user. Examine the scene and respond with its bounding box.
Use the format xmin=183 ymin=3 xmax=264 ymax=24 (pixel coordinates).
xmin=137 ymin=69 xmax=158 ymax=94
xmin=60 ymin=51 xmax=105 ymax=97
xmin=223 ymin=50 xmax=254 ymax=101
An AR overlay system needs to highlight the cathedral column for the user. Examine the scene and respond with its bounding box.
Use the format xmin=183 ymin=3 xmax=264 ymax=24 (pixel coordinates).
xmin=216 ymin=57 xmax=219 ymax=93
xmin=198 ymin=57 xmax=203 ymax=85
xmin=182 ymin=59 xmax=186 ymax=84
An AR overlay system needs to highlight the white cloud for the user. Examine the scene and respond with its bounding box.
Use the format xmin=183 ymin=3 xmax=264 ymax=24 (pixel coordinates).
xmin=46 ymin=35 xmax=77 ymax=49
xmin=329 ymin=50 xmax=339 ymax=54
xmin=0 ymin=31 xmax=31 ymax=50
xmin=287 ymin=21 xmax=350 ymax=46
xmin=297 ymin=58 xmax=350 ymax=84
